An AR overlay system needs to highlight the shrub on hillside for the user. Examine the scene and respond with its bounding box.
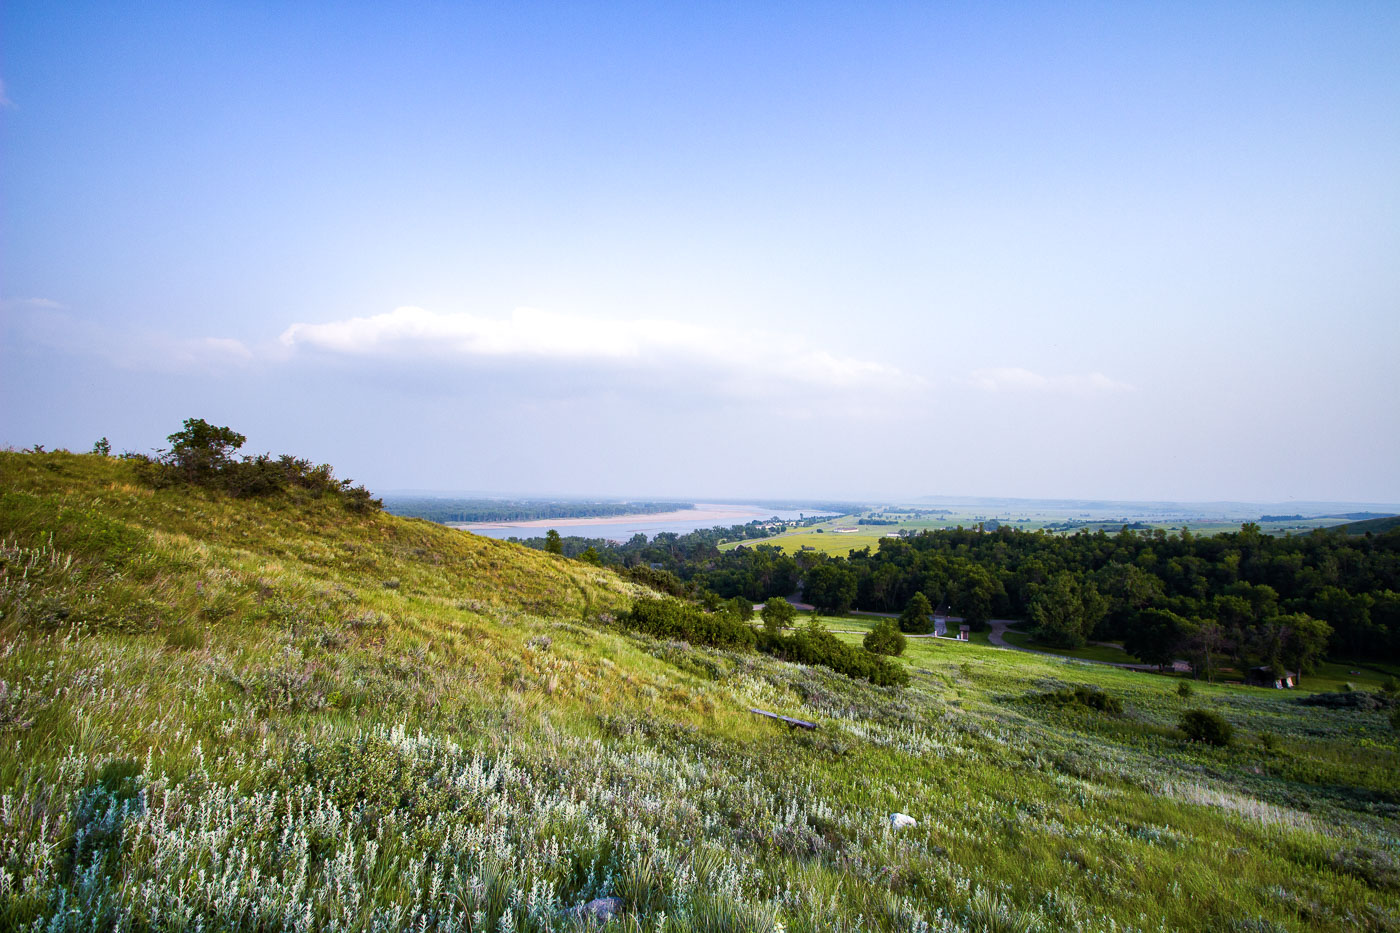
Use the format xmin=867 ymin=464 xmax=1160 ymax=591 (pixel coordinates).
xmin=620 ymin=564 xmax=691 ymax=598
xmin=863 ymin=619 xmax=907 ymax=656
xmin=1039 ymin=685 xmax=1123 ymax=715
xmin=1297 ymin=691 xmax=1395 ymax=711
xmin=760 ymin=622 xmax=909 ymax=687
xmin=618 ymin=597 xmax=757 ymax=651
xmin=726 ymin=596 xmax=754 ymax=621
xmin=135 ymin=418 xmax=382 ymax=512
xmin=1180 ymin=709 xmax=1233 ymax=746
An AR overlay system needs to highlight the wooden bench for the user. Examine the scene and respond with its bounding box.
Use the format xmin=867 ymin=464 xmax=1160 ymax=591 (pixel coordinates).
xmin=749 ymin=707 xmax=817 ymax=730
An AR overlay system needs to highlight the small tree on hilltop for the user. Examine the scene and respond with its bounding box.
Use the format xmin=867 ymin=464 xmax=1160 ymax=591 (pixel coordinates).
xmin=899 ymin=592 xmax=933 ymax=634
xmin=544 ymin=530 xmax=563 ymax=555
xmin=762 ymin=596 xmax=797 ymax=635
xmin=163 ymin=418 xmax=246 ymax=482
xmin=864 ymin=618 xmax=907 ymax=656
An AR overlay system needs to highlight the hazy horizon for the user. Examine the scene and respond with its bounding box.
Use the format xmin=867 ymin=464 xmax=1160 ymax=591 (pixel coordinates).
xmin=3 ymin=3 xmax=1397 ymax=502
xmin=378 ymin=489 xmax=1400 ymax=516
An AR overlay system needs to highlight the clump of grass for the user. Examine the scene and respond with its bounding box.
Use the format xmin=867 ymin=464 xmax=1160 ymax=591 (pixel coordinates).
xmin=163 ymin=621 xmax=205 ymax=649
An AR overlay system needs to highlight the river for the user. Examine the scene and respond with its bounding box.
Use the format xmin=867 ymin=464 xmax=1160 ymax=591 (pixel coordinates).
xmin=452 ymin=503 xmax=834 ymax=542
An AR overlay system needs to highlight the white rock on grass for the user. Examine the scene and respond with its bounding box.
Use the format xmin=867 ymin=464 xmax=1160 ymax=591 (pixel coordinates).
xmin=890 ymin=812 xmax=917 ymax=829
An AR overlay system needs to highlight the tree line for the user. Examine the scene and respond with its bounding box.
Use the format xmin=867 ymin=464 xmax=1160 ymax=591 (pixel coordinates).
xmin=525 ymin=521 xmax=1400 ymax=677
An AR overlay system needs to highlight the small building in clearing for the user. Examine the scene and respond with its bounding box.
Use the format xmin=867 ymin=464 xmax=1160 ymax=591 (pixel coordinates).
xmin=1245 ymin=667 xmax=1296 ymax=689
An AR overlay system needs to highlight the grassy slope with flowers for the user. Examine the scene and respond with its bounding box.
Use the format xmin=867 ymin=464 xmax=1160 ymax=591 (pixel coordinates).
xmin=1 ymin=449 xmax=1397 ymax=932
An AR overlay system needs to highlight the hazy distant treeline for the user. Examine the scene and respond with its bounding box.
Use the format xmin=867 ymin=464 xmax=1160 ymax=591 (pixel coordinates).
xmin=383 ymin=498 xmax=694 ymax=524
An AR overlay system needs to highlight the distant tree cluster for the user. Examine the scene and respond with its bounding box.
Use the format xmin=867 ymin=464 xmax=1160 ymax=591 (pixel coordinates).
xmin=134 ymin=418 xmax=381 ymax=512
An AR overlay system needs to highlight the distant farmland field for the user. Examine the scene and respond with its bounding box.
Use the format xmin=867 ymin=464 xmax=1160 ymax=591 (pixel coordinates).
xmin=732 ymin=528 xmax=887 ymax=556
xmin=721 ymin=510 xmax=1364 ymax=555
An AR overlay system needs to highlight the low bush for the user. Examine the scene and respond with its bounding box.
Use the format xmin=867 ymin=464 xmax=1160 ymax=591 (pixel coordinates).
xmin=1297 ymin=691 xmax=1395 ymax=711
xmin=617 ymin=597 xmax=757 ymax=651
xmin=135 ymin=418 xmax=382 ymax=512
xmin=863 ymin=619 xmax=907 ymax=656
xmin=725 ymin=595 xmax=754 ymax=621
xmin=1039 ymin=685 xmax=1123 ymax=715
xmin=1180 ymin=709 xmax=1233 ymax=746
xmin=620 ymin=564 xmax=691 ymax=599
xmin=759 ymin=622 xmax=909 ymax=687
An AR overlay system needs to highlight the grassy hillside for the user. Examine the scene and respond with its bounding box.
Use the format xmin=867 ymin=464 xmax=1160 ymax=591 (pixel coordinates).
xmin=1335 ymin=515 xmax=1400 ymax=536
xmin=2 ymin=451 xmax=1398 ymax=932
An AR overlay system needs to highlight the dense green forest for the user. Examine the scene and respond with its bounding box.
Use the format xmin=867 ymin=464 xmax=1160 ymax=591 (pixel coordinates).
xmin=383 ymin=497 xmax=694 ymax=523
xmin=520 ymin=522 xmax=1400 ymax=670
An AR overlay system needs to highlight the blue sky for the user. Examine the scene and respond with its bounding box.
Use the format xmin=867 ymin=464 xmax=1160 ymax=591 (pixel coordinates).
xmin=2 ymin=2 xmax=1398 ymax=502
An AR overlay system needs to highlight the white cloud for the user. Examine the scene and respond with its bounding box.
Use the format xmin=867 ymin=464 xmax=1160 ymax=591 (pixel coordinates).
xmin=0 ymin=296 xmax=63 ymax=311
xmin=279 ymin=305 xmax=915 ymax=393
xmin=2 ymin=303 xmax=251 ymax=372
xmin=0 ymin=79 xmax=13 ymax=109
xmin=967 ymin=366 xmax=1134 ymax=395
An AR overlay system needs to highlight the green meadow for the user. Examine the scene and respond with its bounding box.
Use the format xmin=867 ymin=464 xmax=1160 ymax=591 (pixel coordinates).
xmin=2 ymin=451 xmax=1398 ymax=931
xmin=996 ymin=630 xmax=1140 ymax=666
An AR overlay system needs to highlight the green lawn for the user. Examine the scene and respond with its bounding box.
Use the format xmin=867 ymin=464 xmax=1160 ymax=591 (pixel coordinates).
xmin=1302 ymin=659 xmax=1400 ymax=694
xmin=999 ymin=628 xmax=1139 ymax=664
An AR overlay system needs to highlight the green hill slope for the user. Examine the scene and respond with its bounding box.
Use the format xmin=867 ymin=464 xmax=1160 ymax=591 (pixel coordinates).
xmin=1334 ymin=514 xmax=1400 ymax=535
xmin=2 ymin=451 xmax=1398 ymax=932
